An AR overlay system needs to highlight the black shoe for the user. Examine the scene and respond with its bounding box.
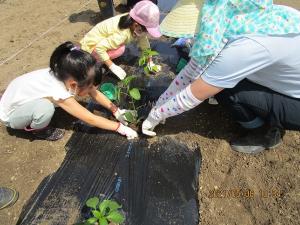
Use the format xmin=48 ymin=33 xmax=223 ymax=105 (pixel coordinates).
xmin=0 ymin=187 xmax=19 ymax=210
xmin=230 ymin=126 xmax=284 ymax=154
xmin=32 ymin=127 xmax=65 ymax=141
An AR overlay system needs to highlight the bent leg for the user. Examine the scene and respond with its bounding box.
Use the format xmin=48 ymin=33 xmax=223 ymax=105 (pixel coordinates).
xmin=8 ymin=99 xmax=55 ymax=130
xmin=107 ymin=44 xmax=126 ymax=59
xmin=216 ymin=79 xmax=300 ymax=130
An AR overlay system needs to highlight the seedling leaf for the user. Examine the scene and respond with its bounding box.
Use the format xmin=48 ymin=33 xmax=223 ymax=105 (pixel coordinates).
xmin=124 ymin=112 xmax=135 ymax=123
xmin=86 ymin=217 xmax=98 ymax=225
xmin=107 ymin=211 xmax=125 ymax=223
xmin=122 ymin=75 xmax=136 ymax=86
xmin=92 ymin=210 xmax=102 ymax=219
xmin=138 ymin=56 xmax=146 ymax=66
xmin=144 ymin=48 xmax=151 ymax=54
xmin=86 ymin=197 xmax=99 ymax=210
xmin=99 ymin=200 xmax=110 ymax=215
xmin=143 ymin=66 xmax=150 ymax=75
xmin=129 ymin=88 xmax=141 ymax=100
xmin=107 ymin=200 xmax=122 ymax=212
xmin=99 ymin=217 xmax=109 ymax=225
xmin=149 ymin=50 xmax=159 ymax=56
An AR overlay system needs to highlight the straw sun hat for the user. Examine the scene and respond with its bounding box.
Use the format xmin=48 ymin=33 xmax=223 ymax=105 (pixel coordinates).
xmin=160 ymin=0 xmax=204 ymax=38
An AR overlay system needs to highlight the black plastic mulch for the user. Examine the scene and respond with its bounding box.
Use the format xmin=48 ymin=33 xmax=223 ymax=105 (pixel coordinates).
xmin=17 ymin=129 xmax=201 ymax=225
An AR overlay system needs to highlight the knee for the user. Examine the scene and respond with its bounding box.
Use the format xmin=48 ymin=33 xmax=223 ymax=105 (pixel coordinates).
xmin=33 ymin=99 xmax=55 ymax=122
xmin=215 ymin=89 xmax=237 ymax=106
xmin=119 ymin=44 xmax=126 ymax=54
xmin=108 ymin=45 xmax=126 ymax=59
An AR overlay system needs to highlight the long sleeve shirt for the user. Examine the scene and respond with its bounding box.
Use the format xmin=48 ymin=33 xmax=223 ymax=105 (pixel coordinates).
xmin=80 ymin=13 xmax=150 ymax=61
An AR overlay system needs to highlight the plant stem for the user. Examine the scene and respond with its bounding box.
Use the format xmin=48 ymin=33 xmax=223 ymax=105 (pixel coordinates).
xmin=130 ymin=99 xmax=136 ymax=111
xmin=120 ymin=91 xmax=128 ymax=96
xmin=136 ymin=104 xmax=146 ymax=110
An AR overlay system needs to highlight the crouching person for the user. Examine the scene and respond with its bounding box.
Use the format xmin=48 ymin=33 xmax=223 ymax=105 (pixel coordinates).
xmin=0 ymin=41 xmax=138 ymax=141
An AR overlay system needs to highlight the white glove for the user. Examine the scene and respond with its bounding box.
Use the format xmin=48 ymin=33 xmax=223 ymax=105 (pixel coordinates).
xmin=113 ymin=108 xmax=136 ymax=126
xmin=147 ymin=61 xmax=162 ymax=73
xmin=116 ymin=123 xmax=138 ymax=140
xmin=109 ymin=63 xmax=126 ymax=80
xmin=142 ymin=116 xmax=160 ymax=137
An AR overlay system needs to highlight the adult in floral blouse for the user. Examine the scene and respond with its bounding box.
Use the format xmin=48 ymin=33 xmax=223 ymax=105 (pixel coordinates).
xmin=142 ymin=0 xmax=300 ymax=154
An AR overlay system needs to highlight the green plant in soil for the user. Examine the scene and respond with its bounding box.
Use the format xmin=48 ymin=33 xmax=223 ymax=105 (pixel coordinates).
xmin=115 ymin=75 xmax=142 ymax=125
xmin=138 ymin=48 xmax=160 ymax=75
xmin=83 ymin=197 xmax=125 ymax=225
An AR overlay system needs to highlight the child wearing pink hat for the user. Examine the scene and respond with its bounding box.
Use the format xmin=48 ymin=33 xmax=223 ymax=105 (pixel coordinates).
xmin=80 ymin=1 xmax=161 ymax=80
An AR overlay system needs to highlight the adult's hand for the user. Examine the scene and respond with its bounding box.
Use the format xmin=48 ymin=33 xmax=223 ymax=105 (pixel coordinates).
xmin=142 ymin=116 xmax=160 ymax=136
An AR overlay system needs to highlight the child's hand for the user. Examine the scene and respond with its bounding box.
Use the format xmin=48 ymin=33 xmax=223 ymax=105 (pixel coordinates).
xmin=109 ymin=63 xmax=127 ymax=80
xmin=116 ymin=123 xmax=138 ymax=140
xmin=113 ymin=108 xmax=136 ymax=125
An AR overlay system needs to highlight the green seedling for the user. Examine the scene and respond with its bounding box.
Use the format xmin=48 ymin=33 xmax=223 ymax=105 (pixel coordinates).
xmin=83 ymin=197 xmax=125 ymax=225
xmin=138 ymin=48 xmax=160 ymax=75
xmin=98 ymin=76 xmax=142 ymax=125
xmin=116 ymin=75 xmax=143 ymax=125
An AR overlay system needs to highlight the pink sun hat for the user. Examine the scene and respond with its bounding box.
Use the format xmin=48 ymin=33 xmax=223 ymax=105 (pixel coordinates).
xmin=129 ymin=0 xmax=162 ymax=38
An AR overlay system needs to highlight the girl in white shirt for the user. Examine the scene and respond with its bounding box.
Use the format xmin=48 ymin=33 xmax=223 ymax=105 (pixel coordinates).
xmin=0 ymin=41 xmax=138 ymax=141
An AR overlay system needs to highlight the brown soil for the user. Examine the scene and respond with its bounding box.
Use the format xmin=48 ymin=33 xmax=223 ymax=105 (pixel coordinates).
xmin=0 ymin=1 xmax=299 ymax=225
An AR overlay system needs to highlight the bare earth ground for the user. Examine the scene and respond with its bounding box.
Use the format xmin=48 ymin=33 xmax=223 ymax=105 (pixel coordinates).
xmin=0 ymin=0 xmax=299 ymax=225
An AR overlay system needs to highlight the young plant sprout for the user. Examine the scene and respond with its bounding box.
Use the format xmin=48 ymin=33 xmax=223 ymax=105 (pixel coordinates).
xmin=83 ymin=197 xmax=125 ymax=225
xmin=116 ymin=75 xmax=142 ymax=124
xmin=99 ymin=76 xmax=143 ymax=125
xmin=138 ymin=48 xmax=161 ymax=75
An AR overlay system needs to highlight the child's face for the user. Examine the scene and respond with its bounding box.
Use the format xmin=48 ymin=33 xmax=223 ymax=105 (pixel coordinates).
xmin=66 ymin=79 xmax=94 ymax=97
xmin=133 ymin=23 xmax=147 ymax=37
xmin=77 ymin=84 xmax=95 ymax=97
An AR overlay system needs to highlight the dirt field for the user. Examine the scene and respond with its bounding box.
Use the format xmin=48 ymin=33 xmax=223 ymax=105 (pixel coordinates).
xmin=0 ymin=0 xmax=299 ymax=225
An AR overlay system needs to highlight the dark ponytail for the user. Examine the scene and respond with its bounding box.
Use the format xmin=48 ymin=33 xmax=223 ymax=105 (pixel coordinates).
xmin=50 ymin=41 xmax=101 ymax=88
xmin=118 ymin=14 xmax=147 ymax=32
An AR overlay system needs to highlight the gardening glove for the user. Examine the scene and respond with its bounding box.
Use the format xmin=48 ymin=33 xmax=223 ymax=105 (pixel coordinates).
xmin=116 ymin=123 xmax=138 ymax=140
xmin=109 ymin=63 xmax=126 ymax=80
xmin=147 ymin=60 xmax=162 ymax=73
xmin=113 ymin=108 xmax=136 ymax=126
xmin=142 ymin=115 xmax=160 ymax=137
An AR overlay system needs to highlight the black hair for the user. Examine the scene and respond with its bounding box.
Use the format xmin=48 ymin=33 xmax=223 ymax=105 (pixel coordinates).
xmin=93 ymin=63 xmax=103 ymax=87
xmin=50 ymin=41 xmax=100 ymax=88
xmin=118 ymin=14 xmax=147 ymax=31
